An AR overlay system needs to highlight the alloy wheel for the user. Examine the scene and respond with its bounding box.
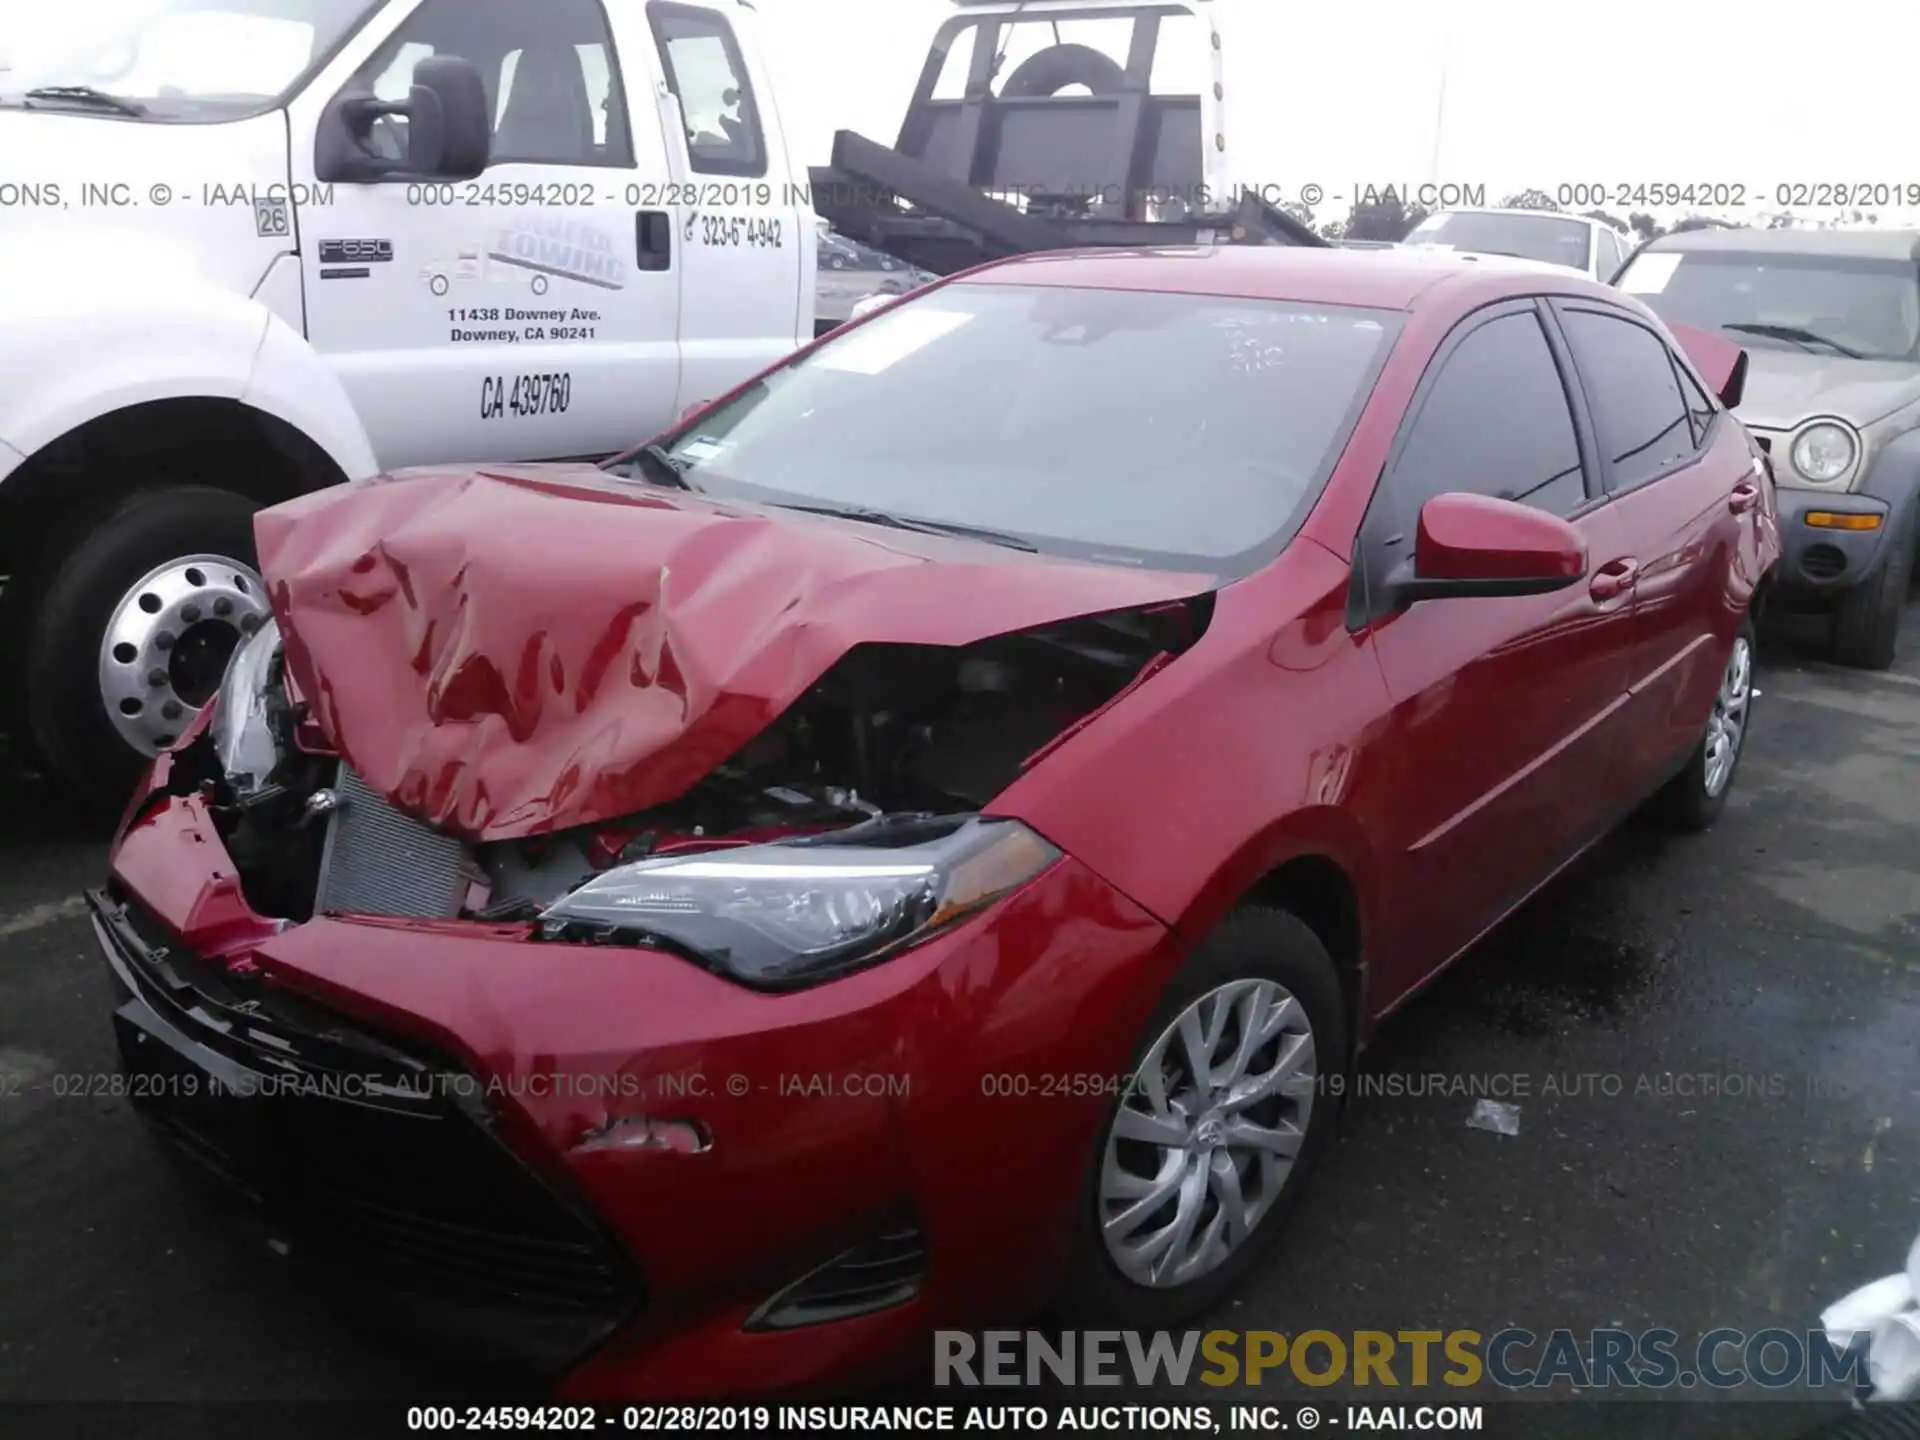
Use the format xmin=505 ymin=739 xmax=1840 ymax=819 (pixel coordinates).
xmin=1703 ymin=634 xmax=1753 ymax=798
xmin=1099 ymin=978 xmax=1317 ymax=1289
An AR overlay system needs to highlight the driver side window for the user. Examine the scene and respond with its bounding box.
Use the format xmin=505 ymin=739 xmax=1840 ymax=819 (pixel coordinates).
xmin=351 ymin=0 xmax=633 ymax=169
xmin=1388 ymin=309 xmax=1590 ymax=533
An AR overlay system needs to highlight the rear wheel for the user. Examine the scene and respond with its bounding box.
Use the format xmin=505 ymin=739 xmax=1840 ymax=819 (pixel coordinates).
xmin=22 ymin=485 xmax=269 ymax=810
xmin=1056 ymin=909 xmax=1347 ymax=1327
xmin=1831 ymin=534 xmax=1912 ymax=670
xmin=1644 ymin=618 xmax=1756 ymax=833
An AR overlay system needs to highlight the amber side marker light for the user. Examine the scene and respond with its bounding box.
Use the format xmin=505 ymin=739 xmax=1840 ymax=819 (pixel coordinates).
xmin=1804 ymin=512 xmax=1883 ymax=531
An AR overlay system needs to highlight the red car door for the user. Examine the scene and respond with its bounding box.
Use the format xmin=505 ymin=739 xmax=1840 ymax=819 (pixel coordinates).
xmin=1349 ymin=300 xmax=1639 ymax=1001
xmin=1545 ymin=299 xmax=1760 ymax=796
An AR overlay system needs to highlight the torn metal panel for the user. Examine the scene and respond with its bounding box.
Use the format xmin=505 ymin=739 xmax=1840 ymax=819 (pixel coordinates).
xmin=253 ymin=463 xmax=1213 ymax=842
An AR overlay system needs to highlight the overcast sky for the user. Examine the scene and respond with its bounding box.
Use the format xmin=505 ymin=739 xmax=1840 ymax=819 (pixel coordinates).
xmin=5 ymin=0 xmax=1917 ymax=224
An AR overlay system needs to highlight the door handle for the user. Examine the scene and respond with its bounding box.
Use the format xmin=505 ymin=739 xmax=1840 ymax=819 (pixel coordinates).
xmin=637 ymin=210 xmax=672 ymax=271
xmin=1729 ymin=480 xmax=1761 ymax=515
xmin=1589 ymin=558 xmax=1639 ymax=602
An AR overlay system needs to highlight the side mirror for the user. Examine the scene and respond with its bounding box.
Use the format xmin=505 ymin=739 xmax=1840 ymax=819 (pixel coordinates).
xmin=315 ymin=55 xmax=491 ymax=184
xmin=1388 ymin=492 xmax=1587 ymax=606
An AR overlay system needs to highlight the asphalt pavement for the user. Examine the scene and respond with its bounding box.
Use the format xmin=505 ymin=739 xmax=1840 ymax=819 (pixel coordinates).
xmin=2 ymin=598 xmax=1917 ymax=1438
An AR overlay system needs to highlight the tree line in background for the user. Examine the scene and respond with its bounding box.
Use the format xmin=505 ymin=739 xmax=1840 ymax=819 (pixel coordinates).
xmin=1276 ymin=188 xmax=1882 ymax=244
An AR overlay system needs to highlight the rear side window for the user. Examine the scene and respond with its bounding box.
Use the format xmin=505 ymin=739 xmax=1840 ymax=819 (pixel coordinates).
xmin=648 ymin=3 xmax=766 ymax=177
xmin=1390 ymin=310 xmax=1588 ymax=524
xmin=1558 ymin=309 xmax=1697 ymax=489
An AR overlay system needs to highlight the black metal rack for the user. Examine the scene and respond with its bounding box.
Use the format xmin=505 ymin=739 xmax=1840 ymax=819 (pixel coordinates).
xmin=807 ymin=2 xmax=1324 ymax=277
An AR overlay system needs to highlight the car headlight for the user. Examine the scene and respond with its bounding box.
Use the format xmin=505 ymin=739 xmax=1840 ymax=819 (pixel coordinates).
xmin=210 ymin=616 xmax=283 ymax=794
xmin=537 ymin=816 xmax=1061 ymax=988
xmin=1790 ymin=421 xmax=1858 ymax=484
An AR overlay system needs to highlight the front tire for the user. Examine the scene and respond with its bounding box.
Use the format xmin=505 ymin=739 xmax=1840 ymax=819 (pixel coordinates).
xmin=22 ymin=485 xmax=269 ymax=810
xmin=1644 ymin=618 xmax=1756 ymax=833
xmin=1056 ymin=908 xmax=1348 ymax=1328
xmin=1831 ymin=534 xmax=1912 ymax=671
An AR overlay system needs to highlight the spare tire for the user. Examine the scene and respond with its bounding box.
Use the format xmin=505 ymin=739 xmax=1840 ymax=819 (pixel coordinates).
xmin=1000 ymin=43 xmax=1129 ymax=98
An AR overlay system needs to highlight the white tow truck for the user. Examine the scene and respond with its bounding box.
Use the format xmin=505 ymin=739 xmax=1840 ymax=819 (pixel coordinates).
xmin=0 ymin=0 xmax=818 ymax=802
xmin=0 ymin=0 xmax=1322 ymax=804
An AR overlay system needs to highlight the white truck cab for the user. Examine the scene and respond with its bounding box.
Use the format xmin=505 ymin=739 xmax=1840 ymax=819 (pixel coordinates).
xmin=0 ymin=0 xmax=816 ymax=802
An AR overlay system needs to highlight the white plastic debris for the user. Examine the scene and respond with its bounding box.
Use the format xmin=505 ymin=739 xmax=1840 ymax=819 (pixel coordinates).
xmin=1466 ymin=1099 xmax=1521 ymax=1137
xmin=1871 ymin=1312 xmax=1920 ymax=1401
xmin=1819 ymin=1227 xmax=1920 ymax=1402
xmin=1822 ymin=1272 xmax=1913 ymax=1351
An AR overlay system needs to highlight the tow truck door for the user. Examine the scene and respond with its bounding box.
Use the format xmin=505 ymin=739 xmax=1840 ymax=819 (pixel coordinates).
xmin=285 ymin=0 xmax=683 ymax=469
xmin=628 ymin=1 xmax=810 ymax=407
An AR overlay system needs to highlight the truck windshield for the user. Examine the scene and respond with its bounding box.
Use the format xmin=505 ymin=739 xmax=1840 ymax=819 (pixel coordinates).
xmin=1 ymin=0 xmax=378 ymax=118
xmin=1405 ymin=211 xmax=1594 ymax=270
xmin=636 ymin=283 xmax=1403 ymax=578
xmin=1618 ymin=250 xmax=1920 ymax=364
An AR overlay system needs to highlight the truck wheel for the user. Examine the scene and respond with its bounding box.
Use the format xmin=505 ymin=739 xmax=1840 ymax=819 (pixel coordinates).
xmin=1831 ymin=535 xmax=1911 ymax=670
xmin=23 ymin=486 xmax=271 ymax=809
xmin=1055 ymin=908 xmax=1346 ymax=1328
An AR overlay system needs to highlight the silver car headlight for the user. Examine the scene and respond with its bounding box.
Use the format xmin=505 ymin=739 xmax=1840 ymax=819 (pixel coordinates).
xmin=1790 ymin=421 xmax=1859 ymax=484
xmin=537 ymin=816 xmax=1060 ymax=989
xmin=210 ymin=616 xmax=283 ymax=794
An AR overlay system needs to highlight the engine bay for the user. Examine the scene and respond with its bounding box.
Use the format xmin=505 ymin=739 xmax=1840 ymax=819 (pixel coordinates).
xmin=173 ymin=597 xmax=1211 ymax=926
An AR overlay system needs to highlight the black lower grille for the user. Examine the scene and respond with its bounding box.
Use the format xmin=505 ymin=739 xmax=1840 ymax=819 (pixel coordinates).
xmin=1803 ymin=543 xmax=1848 ymax=581
xmin=745 ymin=1221 xmax=927 ymax=1330
xmin=93 ymin=889 xmax=641 ymax=1374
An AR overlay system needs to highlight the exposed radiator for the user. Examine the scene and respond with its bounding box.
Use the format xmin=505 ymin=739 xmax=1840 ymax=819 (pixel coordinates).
xmin=314 ymin=764 xmax=470 ymax=920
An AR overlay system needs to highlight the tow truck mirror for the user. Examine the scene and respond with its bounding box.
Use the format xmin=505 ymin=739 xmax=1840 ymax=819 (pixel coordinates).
xmin=316 ymin=55 xmax=491 ymax=185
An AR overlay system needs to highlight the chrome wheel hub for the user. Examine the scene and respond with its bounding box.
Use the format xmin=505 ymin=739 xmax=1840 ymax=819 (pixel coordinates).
xmin=1099 ymin=978 xmax=1317 ymax=1289
xmin=1702 ymin=635 xmax=1753 ymax=798
xmin=99 ymin=554 xmax=271 ymax=756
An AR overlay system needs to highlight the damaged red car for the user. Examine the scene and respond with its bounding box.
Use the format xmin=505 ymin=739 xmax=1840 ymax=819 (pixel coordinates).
xmin=93 ymin=245 xmax=1781 ymax=1399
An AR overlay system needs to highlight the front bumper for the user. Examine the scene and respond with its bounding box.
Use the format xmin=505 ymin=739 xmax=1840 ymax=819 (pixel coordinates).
xmin=97 ymin=782 xmax=1178 ymax=1398
xmin=1773 ymin=487 xmax=1896 ymax=598
xmin=92 ymin=884 xmax=644 ymax=1380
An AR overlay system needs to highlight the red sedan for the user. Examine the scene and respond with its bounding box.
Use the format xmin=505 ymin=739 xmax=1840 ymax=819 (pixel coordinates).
xmin=93 ymin=244 xmax=1781 ymax=1399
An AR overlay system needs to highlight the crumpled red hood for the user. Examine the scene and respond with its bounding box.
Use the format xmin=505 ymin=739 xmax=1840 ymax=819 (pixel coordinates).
xmin=254 ymin=465 xmax=1212 ymax=841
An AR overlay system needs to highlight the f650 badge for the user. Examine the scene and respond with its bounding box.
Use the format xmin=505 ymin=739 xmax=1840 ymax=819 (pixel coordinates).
xmin=319 ymin=239 xmax=395 ymax=265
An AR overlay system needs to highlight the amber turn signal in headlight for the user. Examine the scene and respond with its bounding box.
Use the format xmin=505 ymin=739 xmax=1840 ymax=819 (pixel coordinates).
xmin=1804 ymin=512 xmax=1883 ymax=531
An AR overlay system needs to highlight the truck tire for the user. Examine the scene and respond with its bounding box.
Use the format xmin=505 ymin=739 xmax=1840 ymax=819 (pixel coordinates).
xmin=23 ymin=486 xmax=271 ymax=811
xmin=1831 ymin=533 xmax=1911 ymax=671
xmin=1000 ymin=43 xmax=1130 ymax=98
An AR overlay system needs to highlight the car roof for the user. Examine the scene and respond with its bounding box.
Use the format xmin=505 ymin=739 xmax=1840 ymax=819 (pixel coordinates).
xmin=954 ymin=243 xmax=1613 ymax=312
xmin=1641 ymin=227 xmax=1920 ymax=261
xmin=1421 ymin=207 xmax=1603 ymax=228
xmin=956 ymin=245 xmax=1620 ymax=312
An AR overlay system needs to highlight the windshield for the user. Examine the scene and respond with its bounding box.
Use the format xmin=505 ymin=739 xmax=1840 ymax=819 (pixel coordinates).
xmin=1405 ymin=212 xmax=1594 ymax=271
xmin=1617 ymin=250 xmax=1920 ymax=363
xmin=0 ymin=0 xmax=377 ymax=118
xmin=633 ymin=283 xmax=1403 ymax=577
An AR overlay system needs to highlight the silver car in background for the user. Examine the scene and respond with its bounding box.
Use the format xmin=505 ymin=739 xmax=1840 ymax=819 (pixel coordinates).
xmin=1617 ymin=228 xmax=1920 ymax=669
xmin=814 ymin=223 xmax=937 ymax=335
